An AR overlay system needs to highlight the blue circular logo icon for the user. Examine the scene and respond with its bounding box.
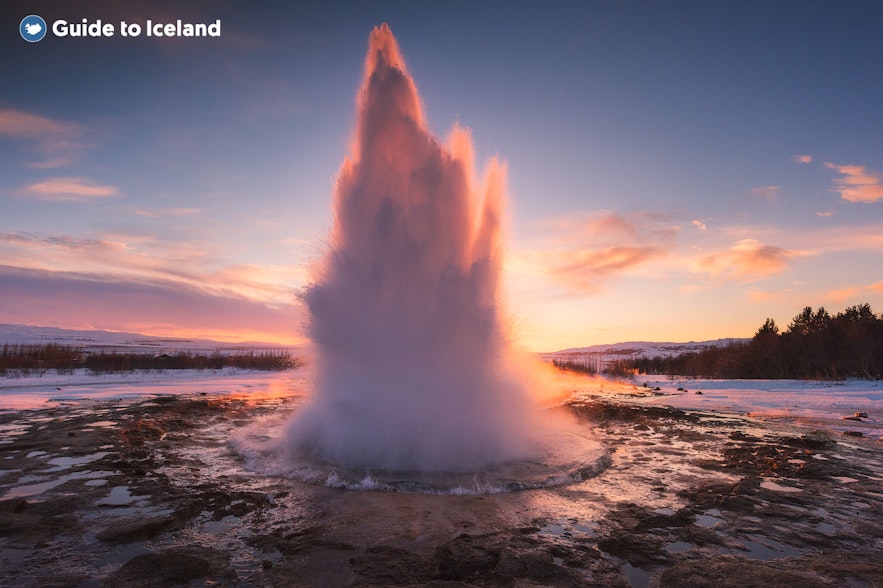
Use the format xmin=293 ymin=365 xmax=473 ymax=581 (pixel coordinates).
xmin=20 ymin=15 xmax=47 ymax=42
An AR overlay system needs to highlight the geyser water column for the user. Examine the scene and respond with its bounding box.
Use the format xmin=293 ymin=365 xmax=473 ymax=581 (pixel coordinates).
xmin=285 ymin=24 xmax=542 ymax=473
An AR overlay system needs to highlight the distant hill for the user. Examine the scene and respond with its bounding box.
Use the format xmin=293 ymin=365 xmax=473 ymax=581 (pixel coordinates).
xmin=0 ymin=324 xmax=289 ymax=352
xmin=544 ymin=338 xmax=748 ymax=370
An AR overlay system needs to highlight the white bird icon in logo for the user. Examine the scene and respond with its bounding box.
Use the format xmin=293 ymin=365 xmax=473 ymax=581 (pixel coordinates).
xmin=24 ymin=22 xmax=43 ymax=36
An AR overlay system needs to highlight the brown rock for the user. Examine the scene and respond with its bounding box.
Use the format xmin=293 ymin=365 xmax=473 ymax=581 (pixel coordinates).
xmin=104 ymin=546 xmax=234 ymax=587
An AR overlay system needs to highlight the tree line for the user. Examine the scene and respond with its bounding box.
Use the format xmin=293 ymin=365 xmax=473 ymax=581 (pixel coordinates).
xmin=618 ymin=303 xmax=882 ymax=380
xmin=0 ymin=344 xmax=300 ymax=376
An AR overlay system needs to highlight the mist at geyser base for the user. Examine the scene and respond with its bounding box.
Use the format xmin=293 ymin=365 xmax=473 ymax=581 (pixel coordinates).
xmin=275 ymin=24 xmax=602 ymax=486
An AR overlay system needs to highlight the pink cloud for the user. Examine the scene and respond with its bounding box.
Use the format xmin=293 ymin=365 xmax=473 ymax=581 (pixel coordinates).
xmin=824 ymin=162 xmax=883 ymax=203
xmin=25 ymin=177 xmax=118 ymax=201
xmin=0 ymin=109 xmax=84 ymax=168
xmin=133 ymin=207 xmax=202 ymax=218
xmin=750 ymin=185 xmax=780 ymax=201
xmin=826 ymin=286 xmax=860 ymax=304
xmin=0 ymin=109 xmax=74 ymax=140
xmin=0 ymin=265 xmax=304 ymax=345
xmin=0 ymin=230 xmax=302 ymax=310
xmin=548 ymin=245 xmax=666 ymax=292
xmin=793 ymin=154 xmax=813 ymax=164
xmin=526 ymin=211 xmax=678 ymax=293
xmin=693 ymin=239 xmax=795 ymax=281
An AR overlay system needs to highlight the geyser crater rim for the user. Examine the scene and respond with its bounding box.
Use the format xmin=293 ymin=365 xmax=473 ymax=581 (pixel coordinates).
xmin=236 ymin=422 xmax=610 ymax=495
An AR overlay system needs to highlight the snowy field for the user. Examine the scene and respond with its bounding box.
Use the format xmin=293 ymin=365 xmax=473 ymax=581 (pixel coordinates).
xmin=0 ymin=369 xmax=306 ymax=411
xmin=571 ymin=375 xmax=883 ymax=440
xmin=2 ymin=324 xmax=880 ymax=439
xmin=2 ymin=367 xmax=881 ymax=441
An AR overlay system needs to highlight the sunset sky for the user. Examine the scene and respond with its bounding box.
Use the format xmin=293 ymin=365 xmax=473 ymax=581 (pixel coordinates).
xmin=2 ymin=1 xmax=882 ymax=351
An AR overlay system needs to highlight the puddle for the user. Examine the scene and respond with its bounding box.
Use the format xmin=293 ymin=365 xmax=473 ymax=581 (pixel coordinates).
xmin=538 ymin=523 xmax=566 ymax=536
xmin=537 ymin=520 xmax=597 ymax=540
xmin=571 ymin=522 xmax=596 ymax=536
xmin=760 ymin=479 xmax=803 ymax=493
xmin=0 ymin=423 xmax=30 ymax=434
xmin=664 ymin=540 xmax=693 ymax=553
xmin=46 ymin=452 xmax=112 ymax=472
xmin=88 ymin=421 xmax=117 ymax=428
xmin=603 ymin=551 xmax=650 ymax=588
xmin=737 ymin=534 xmax=803 ymax=560
xmin=97 ymin=485 xmax=150 ymax=506
xmin=831 ymin=476 xmax=858 ymax=483
xmin=2 ymin=470 xmax=112 ymax=499
xmin=623 ymin=561 xmax=650 ymax=588
xmin=203 ymin=514 xmax=242 ymax=535
xmin=696 ymin=511 xmax=725 ymax=527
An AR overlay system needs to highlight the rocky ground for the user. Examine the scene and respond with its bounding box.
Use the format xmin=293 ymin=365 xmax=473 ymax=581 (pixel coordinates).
xmin=1 ymin=391 xmax=882 ymax=587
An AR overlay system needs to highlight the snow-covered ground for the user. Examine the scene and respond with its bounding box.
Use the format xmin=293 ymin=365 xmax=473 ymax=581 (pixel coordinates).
xmin=570 ymin=375 xmax=883 ymax=440
xmin=2 ymin=325 xmax=880 ymax=440
xmin=545 ymin=338 xmax=747 ymax=364
xmin=0 ymin=369 xmax=307 ymax=411
xmin=3 ymin=367 xmax=880 ymax=440
xmin=0 ymin=324 xmax=307 ymax=410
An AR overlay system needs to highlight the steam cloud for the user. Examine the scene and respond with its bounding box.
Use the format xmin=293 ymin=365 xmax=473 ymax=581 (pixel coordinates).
xmin=285 ymin=24 xmax=540 ymax=471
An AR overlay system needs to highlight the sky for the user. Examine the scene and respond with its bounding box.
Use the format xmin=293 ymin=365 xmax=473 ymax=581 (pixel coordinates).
xmin=2 ymin=0 xmax=882 ymax=351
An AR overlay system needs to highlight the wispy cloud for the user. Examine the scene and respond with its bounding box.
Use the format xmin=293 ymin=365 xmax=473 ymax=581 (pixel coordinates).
xmin=691 ymin=219 xmax=708 ymax=231
xmin=24 ymin=177 xmax=119 ymax=202
xmin=0 ymin=229 xmax=303 ymax=309
xmin=744 ymin=287 xmax=794 ymax=302
xmin=816 ymin=210 xmax=834 ymax=218
xmin=793 ymin=154 xmax=813 ymax=164
xmin=0 ymin=265 xmax=304 ymax=345
xmin=0 ymin=232 xmax=127 ymax=254
xmin=716 ymin=222 xmax=883 ymax=255
xmin=692 ymin=238 xmax=797 ymax=281
xmin=519 ymin=211 xmax=679 ymax=294
xmin=823 ymin=280 xmax=883 ymax=304
xmin=826 ymin=286 xmax=860 ymax=304
xmin=824 ymin=162 xmax=883 ymax=203
xmin=750 ymin=185 xmax=780 ymax=201
xmin=547 ymin=246 xmax=665 ymax=290
xmin=133 ymin=207 xmax=203 ymax=218
xmin=0 ymin=109 xmax=85 ymax=168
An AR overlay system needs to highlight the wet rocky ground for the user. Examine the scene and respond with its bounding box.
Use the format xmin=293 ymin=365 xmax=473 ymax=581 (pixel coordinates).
xmin=1 ymin=391 xmax=882 ymax=587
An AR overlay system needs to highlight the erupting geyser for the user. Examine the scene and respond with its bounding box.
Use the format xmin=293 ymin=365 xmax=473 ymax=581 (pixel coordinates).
xmin=278 ymin=25 xmax=604 ymax=488
xmin=286 ymin=24 xmax=538 ymax=472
